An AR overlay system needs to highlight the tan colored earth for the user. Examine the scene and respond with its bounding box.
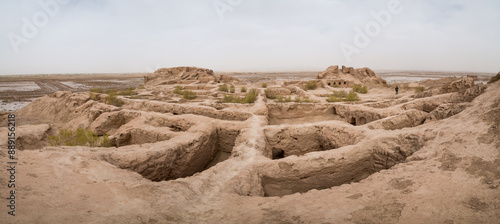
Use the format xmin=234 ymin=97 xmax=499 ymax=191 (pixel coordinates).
xmin=0 ymin=66 xmax=499 ymax=223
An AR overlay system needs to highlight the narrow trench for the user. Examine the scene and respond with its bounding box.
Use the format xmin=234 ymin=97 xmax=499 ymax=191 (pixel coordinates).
xmin=261 ymin=134 xmax=423 ymax=197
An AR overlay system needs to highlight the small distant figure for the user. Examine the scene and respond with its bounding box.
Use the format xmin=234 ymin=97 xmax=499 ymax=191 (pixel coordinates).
xmin=395 ymin=86 xmax=399 ymax=95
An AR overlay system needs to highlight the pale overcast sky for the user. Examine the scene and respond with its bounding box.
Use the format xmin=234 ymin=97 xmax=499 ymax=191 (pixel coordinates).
xmin=0 ymin=0 xmax=499 ymax=75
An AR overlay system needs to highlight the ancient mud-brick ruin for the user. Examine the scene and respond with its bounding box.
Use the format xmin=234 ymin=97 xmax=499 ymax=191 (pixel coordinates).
xmin=1 ymin=66 xmax=499 ymax=223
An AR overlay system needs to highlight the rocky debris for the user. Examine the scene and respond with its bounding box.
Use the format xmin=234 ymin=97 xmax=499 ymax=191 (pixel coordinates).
xmin=317 ymin=65 xmax=387 ymax=87
xmin=144 ymin=66 xmax=238 ymax=86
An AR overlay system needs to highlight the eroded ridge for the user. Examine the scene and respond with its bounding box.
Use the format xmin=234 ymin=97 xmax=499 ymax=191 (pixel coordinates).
xmin=3 ymin=66 xmax=499 ymax=223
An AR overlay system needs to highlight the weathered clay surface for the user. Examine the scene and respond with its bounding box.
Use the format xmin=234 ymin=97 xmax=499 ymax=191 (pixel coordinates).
xmin=2 ymin=67 xmax=499 ymax=224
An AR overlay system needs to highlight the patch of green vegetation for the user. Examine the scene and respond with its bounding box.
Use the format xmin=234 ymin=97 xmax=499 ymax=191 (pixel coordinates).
xmin=261 ymin=83 xmax=268 ymax=88
xmin=294 ymin=97 xmax=315 ymax=103
xmin=304 ymin=81 xmax=318 ymax=90
xmin=173 ymin=86 xmax=184 ymax=95
xmin=345 ymin=91 xmax=360 ymax=101
xmin=106 ymin=94 xmax=124 ymax=107
xmin=352 ymin=84 xmax=368 ymax=94
xmin=241 ymin=86 xmax=247 ymax=92
xmin=47 ymin=128 xmax=111 ymax=147
xmin=327 ymin=90 xmax=359 ymax=102
xmin=264 ymin=88 xmax=276 ymax=99
xmin=118 ymin=87 xmax=137 ymax=96
xmin=219 ymin=84 xmax=229 ymax=92
xmin=275 ymin=95 xmax=292 ymax=102
xmin=222 ymin=89 xmax=258 ymax=104
xmin=181 ymin=90 xmax=197 ymax=100
xmin=137 ymin=85 xmax=145 ymax=89
xmin=89 ymin=93 xmax=98 ymax=101
xmin=89 ymin=88 xmax=104 ymax=93
xmin=230 ymin=85 xmax=235 ymax=93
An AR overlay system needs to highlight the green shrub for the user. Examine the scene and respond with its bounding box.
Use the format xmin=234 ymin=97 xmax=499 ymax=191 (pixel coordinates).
xmin=89 ymin=93 xmax=98 ymax=101
xmin=173 ymin=86 xmax=184 ymax=95
xmin=90 ymin=88 xmax=104 ymax=93
xmin=243 ymin=89 xmax=258 ymax=103
xmin=326 ymin=96 xmax=343 ymax=102
xmin=222 ymin=88 xmax=258 ymax=104
xmin=47 ymin=128 xmax=111 ymax=147
xmin=118 ymin=87 xmax=137 ymax=96
xmin=275 ymin=95 xmax=292 ymax=103
xmin=230 ymin=85 xmax=235 ymax=93
xmin=106 ymin=94 xmax=124 ymax=107
xmin=304 ymin=81 xmax=318 ymax=90
xmin=327 ymin=90 xmax=359 ymax=102
xmin=241 ymin=86 xmax=247 ymax=92
xmin=295 ymin=97 xmax=315 ymax=103
xmin=137 ymin=85 xmax=145 ymax=89
xmin=352 ymin=84 xmax=368 ymax=94
xmin=105 ymin=89 xmax=118 ymax=95
xmin=264 ymin=88 xmax=276 ymax=99
xmin=261 ymin=83 xmax=268 ymax=88
xmin=182 ymin=90 xmax=197 ymax=100
xmin=345 ymin=91 xmax=360 ymax=101
xmin=414 ymin=86 xmax=425 ymax=93
xmin=219 ymin=84 xmax=229 ymax=92
xmin=332 ymin=90 xmax=347 ymax=98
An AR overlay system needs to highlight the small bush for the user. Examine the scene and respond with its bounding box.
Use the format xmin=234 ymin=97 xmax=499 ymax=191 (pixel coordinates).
xmin=89 ymin=93 xmax=98 ymax=101
xmin=265 ymin=88 xmax=276 ymax=99
xmin=243 ymin=89 xmax=258 ymax=103
xmin=173 ymin=86 xmax=184 ymax=95
xmin=106 ymin=94 xmax=124 ymax=107
xmin=105 ymin=89 xmax=118 ymax=95
xmin=137 ymin=85 xmax=145 ymax=89
xmin=352 ymin=84 xmax=368 ymax=94
xmin=47 ymin=128 xmax=111 ymax=147
xmin=414 ymin=86 xmax=425 ymax=93
xmin=219 ymin=84 xmax=229 ymax=92
xmin=326 ymin=96 xmax=343 ymax=102
xmin=90 ymin=88 xmax=104 ymax=93
xmin=332 ymin=90 xmax=347 ymax=98
xmin=230 ymin=85 xmax=235 ymax=93
xmin=304 ymin=81 xmax=318 ymax=90
xmin=182 ymin=90 xmax=197 ymax=100
xmin=118 ymin=87 xmax=137 ymax=96
xmin=275 ymin=95 xmax=292 ymax=103
xmin=327 ymin=90 xmax=359 ymax=102
xmin=295 ymin=97 xmax=315 ymax=103
xmin=345 ymin=91 xmax=360 ymax=101
xmin=241 ymin=86 xmax=247 ymax=92
xmin=222 ymin=88 xmax=258 ymax=104
xmin=261 ymin=83 xmax=268 ymax=88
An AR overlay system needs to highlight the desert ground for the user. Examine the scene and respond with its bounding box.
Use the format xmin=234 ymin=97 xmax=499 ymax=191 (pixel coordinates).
xmin=0 ymin=66 xmax=499 ymax=223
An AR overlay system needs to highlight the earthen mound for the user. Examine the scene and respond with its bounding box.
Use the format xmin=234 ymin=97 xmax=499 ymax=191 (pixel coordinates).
xmin=317 ymin=65 xmax=387 ymax=87
xmin=144 ymin=66 xmax=237 ymax=86
xmin=488 ymin=71 xmax=500 ymax=84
